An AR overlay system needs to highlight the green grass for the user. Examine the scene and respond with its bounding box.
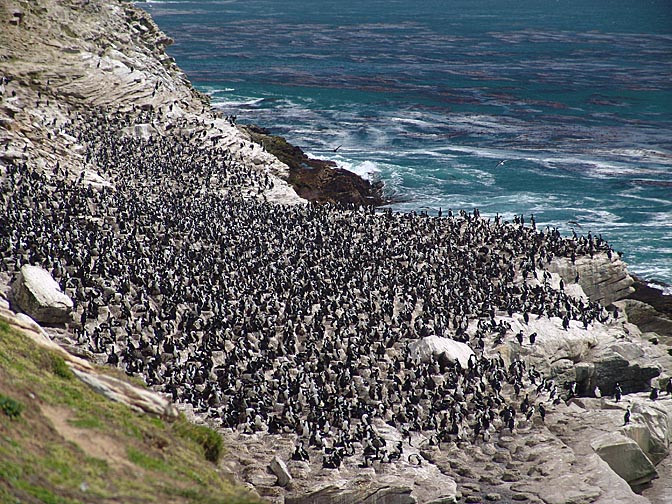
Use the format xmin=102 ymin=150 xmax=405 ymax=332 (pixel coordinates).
xmin=174 ymin=416 xmax=225 ymax=463
xmin=0 ymin=395 xmax=23 ymax=419
xmin=0 ymin=317 xmax=260 ymax=504
xmin=50 ymin=354 xmax=74 ymax=380
xmin=67 ymin=415 xmax=103 ymax=429
xmin=127 ymin=446 xmax=171 ymax=472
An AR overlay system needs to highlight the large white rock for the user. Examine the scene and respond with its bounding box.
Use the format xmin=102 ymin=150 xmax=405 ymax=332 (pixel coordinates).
xmin=121 ymin=123 xmax=157 ymax=140
xmin=269 ymin=455 xmax=292 ymax=487
xmin=591 ymin=431 xmax=658 ymax=487
xmin=407 ymin=336 xmax=474 ymax=368
xmin=11 ymin=265 xmax=73 ymax=324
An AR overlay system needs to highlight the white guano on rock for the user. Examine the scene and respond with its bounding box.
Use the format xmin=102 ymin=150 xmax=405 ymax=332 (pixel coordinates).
xmin=11 ymin=265 xmax=73 ymax=324
xmin=408 ymin=335 xmax=474 ymax=368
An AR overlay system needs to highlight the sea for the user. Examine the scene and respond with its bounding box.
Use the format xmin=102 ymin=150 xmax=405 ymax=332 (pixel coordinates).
xmin=138 ymin=0 xmax=672 ymax=287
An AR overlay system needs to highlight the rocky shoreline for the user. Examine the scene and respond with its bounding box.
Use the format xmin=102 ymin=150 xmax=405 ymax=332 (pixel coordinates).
xmin=241 ymin=124 xmax=387 ymax=207
xmin=2 ymin=2 xmax=672 ymax=504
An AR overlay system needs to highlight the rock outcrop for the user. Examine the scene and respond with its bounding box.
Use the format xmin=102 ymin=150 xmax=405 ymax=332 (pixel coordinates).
xmin=482 ymin=313 xmax=663 ymax=396
xmin=549 ymin=253 xmax=635 ymax=306
xmin=591 ymin=432 xmax=658 ymax=487
xmin=408 ymin=335 xmax=474 ymax=368
xmin=242 ymin=125 xmax=386 ymax=206
xmin=11 ymin=265 xmax=73 ymax=324
xmin=72 ymin=368 xmax=178 ymax=418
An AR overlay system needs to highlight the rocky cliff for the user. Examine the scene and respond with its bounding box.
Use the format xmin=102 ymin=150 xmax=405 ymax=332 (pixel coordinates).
xmin=1 ymin=1 xmax=672 ymax=504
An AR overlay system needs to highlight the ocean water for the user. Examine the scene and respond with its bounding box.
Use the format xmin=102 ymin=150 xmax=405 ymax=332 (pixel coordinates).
xmin=139 ymin=0 xmax=672 ymax=286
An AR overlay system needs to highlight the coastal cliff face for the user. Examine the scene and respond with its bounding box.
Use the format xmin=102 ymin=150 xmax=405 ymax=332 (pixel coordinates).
xmin=0 ymin=0 xmax=379 ymax=207
xmin=2 ymin=1 xmax=672 ymax=504
xmin=0 ymin=0 xmax=303 ymax=204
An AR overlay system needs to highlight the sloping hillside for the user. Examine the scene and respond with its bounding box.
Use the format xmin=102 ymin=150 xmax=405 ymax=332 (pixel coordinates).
xmin=0 ymin=313 xmax=257 ymax=504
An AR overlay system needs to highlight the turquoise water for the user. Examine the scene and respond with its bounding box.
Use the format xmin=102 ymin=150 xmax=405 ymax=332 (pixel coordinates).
xmin=140 ymin=0 xmax=672 ymax=285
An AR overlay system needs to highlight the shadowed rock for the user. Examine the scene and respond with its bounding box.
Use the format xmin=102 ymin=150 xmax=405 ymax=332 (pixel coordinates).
xmin=591 ymin=431 xmax=658 ymax=487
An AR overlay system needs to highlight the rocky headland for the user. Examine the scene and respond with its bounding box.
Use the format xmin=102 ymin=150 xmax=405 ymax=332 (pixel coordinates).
xmin=1 ymin=1 xmax=672 ymax=504
xmin=241 ymin=124 xmax=386 ymax=207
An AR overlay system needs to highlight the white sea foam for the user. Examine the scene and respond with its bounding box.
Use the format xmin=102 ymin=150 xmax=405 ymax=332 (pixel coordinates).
xmin=632 ymin=266 xmax=672 ymax=287
xmin=389 ymin=116 xmax=438 ymax=129
xmin=206 ymin=88 xmax=235 ymax=95
xmin=213 ymin=97 xmax=266 ymax=108
xmin=306 ymin=154 xmax=385 ymax=181
xmin=593 ymin=147 xmax=672 ymax=165
xmin=460 ymin=168 xmax=495 ymax=187
xmin=617 ymin=191 xmax=672 ymax=206
xmin=441 ymin=144 xmax=669 ymax=181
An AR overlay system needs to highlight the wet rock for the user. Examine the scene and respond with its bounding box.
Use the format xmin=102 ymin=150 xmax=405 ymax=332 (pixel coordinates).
xmin=626 ymin=277 xmax=672 ymax=319
xmin=11 ymin=265 xmax=73 ymax=325
xmin=615 ymin=298 xmax=672 ymax=339
xmin=241 ymin=125 xmax=386 ymax=207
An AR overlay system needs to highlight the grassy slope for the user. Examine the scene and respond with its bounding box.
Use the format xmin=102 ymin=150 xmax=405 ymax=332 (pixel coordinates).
xmin=0 ymin=319 xmax=258 ymax=504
